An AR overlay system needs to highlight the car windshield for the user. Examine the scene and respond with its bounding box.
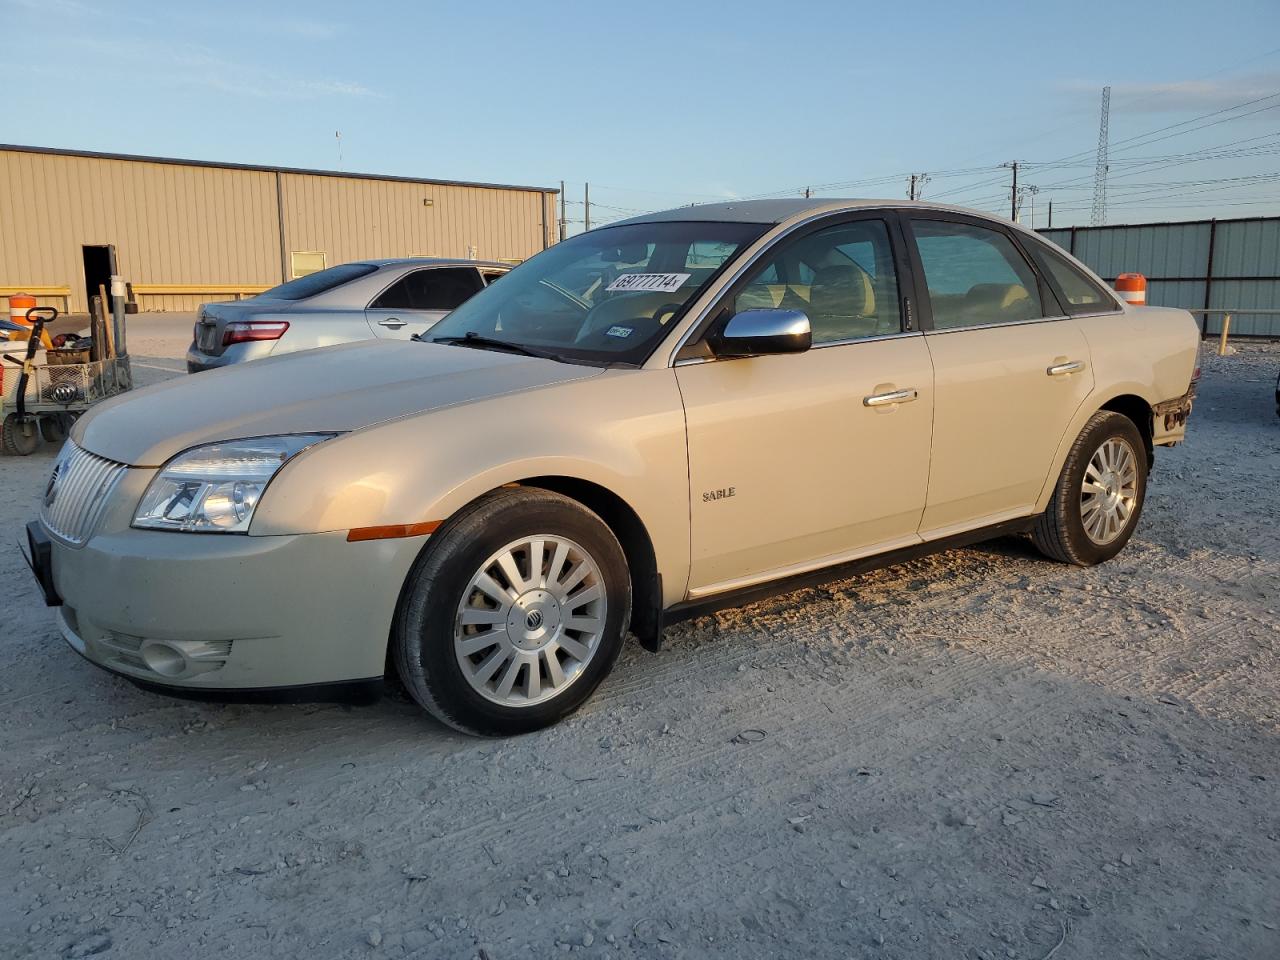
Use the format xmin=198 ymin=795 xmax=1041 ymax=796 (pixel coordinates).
xmin=258 ymin=262 xmax=379 ymax=301
xmin=426 ymin=221 xmax=767 ymax=365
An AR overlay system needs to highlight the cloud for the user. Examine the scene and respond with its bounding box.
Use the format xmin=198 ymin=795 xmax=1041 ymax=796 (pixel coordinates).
xmin=1067 ymin=73 xmax=1280 ymax=113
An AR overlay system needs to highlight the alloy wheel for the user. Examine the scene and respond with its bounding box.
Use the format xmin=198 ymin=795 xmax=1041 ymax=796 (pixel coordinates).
xmin=454 ymin=534 xmax=607 ymax=707
xmin=1079 ymin=437 xmax=1139 ymax=545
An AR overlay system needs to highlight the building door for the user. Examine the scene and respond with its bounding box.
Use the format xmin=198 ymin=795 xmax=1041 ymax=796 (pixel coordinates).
xmin=82 ymin=245 xmax=116 ymax=314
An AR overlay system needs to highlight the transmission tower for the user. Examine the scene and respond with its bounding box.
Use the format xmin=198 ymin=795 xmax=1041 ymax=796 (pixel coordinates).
xmin=1091 ymin=86 xmax=1110 ymax=226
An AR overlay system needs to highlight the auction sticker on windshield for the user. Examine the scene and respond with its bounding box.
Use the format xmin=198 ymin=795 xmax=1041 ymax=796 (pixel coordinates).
xmin=606 ymin=273 xmax=691 ymax=293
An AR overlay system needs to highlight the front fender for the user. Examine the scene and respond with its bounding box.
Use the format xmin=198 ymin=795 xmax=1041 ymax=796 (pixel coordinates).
xmin=251 ymin=368 xmax=692 ymax=605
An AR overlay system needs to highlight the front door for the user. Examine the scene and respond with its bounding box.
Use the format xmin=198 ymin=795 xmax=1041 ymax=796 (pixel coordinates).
xmin=903 ymin=215 xmax=1094 ymax=537
xmin=366 ymin=266 xmax=485 ymax=340
xmin=675 ymin=215 xmax=935 ymax=597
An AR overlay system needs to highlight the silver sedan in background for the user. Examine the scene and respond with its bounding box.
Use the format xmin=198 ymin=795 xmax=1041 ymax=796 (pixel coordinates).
xmin=187 ymin=258 xmax=509 ymax=371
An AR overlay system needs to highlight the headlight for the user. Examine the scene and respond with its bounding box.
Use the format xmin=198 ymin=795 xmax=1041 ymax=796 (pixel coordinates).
xmin=133 ymin=434 xmax=335 ymax=533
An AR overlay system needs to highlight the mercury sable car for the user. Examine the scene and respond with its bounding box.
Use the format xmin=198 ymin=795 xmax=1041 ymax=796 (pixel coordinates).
xmin=27 ymin=199 xmax=1199 ymax=736
xmin=187 ymin=258 xmax=509 ymax=372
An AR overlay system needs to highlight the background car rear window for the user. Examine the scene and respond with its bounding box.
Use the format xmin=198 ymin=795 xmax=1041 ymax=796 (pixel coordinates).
xmin=372 ymin=268 xmax=483 ymax=310
xmin=911 ymin=220 xmax=1045 ymax=330
xmin=260 ymin=263 xmax=379 ymax=301
xmin=1026 ymin=240 xmax=1118 ymax=315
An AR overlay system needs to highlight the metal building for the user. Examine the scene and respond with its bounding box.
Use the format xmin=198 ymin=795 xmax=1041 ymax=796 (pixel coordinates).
xmin=0 ymin=144 xmax=559 ymax=314
xmin=1040 ymin=215 xmax=1280 ymax=337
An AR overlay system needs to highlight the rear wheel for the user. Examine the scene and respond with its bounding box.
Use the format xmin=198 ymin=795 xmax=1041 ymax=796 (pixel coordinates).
xmin=1032 ymin=411 xmax=1147 ymax=566
xmin=1 ymin=414 xmax=39 ymax=456
xmin=393 ymin=488 xmax=631 ymax=736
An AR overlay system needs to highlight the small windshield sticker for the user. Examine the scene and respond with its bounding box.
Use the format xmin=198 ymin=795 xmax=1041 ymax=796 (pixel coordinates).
xmin=605 ymin=325 xmax=634 ymax=338
xmin=606 ymin=272 xmax=691 ymax=293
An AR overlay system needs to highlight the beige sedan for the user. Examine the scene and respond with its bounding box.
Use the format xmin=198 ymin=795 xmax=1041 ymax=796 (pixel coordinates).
xmin=28 ymin=199 xmax=1200 ymax=735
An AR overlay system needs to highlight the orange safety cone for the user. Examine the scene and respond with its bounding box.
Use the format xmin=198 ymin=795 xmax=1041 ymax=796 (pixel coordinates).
xmin=1114 ymin=273 xmax=1147 ymax=307
xmin=6 ymin=293 xmax=54 ymax=347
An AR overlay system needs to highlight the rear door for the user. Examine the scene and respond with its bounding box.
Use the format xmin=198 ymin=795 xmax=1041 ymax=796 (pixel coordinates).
xmin=902 ymin=214 xmax=1093 ymax=538
xmin=365 ymin=267 xmax=485 ymax=340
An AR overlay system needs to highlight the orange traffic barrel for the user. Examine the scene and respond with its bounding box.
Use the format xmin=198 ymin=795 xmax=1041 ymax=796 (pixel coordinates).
xmin=5 ymin=293 xmax=53 ymax=347
xmin=1114 ymin=273 xmax=1147 ymax=306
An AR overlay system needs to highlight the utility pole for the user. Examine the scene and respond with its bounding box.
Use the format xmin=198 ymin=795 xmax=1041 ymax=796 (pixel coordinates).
xmin=908 ymin=175 xmax=917 ymax=200
xmin=558 ymin=180 xmax=567 ymax=242
xmin=1091 ymin=85 xmax=1111 ymax=226
xmin=907 ymin=173 xmax=930 ymax=201
xmin=1019 ymin=184 xmax=1040 ymax=227
xmin=1001 ymin=162 xmax=1020 ymax=220
xmin=584 ymin=182 xmax=590 ymax=231
xmin=1047 ymin=199 xmax=1053 ymax=228
xmin=804 ymin=186 xmax=811 ymax=199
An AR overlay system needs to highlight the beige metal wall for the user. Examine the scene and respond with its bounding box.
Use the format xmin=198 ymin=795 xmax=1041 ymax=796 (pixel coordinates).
xmin=0 ymin=147 xmax=556 ymax=313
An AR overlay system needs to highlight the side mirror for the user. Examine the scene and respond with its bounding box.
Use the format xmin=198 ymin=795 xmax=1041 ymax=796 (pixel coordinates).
xmin=708 ymin=309 xmax=812 ymax=358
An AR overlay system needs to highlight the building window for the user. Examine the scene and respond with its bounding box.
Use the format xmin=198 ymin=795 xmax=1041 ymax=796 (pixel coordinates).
xmin=290 ymin=251 xmax=327 ymax=279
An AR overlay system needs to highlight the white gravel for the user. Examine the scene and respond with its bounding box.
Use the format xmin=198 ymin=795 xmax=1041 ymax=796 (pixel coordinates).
xmin=1 ymin=319 xmax=1277 ymax=959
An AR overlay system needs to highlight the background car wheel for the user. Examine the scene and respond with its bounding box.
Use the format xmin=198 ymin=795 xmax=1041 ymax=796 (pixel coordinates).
xmin=39 ymin=414 xmax=71 ymax=444
xmin=1032 ymin=410 xmax=1148 ymax=566
xmin=2 ymin=414 xmax=40 ymax=456
xmin=393 ymin=487 xmax=631 ymax=736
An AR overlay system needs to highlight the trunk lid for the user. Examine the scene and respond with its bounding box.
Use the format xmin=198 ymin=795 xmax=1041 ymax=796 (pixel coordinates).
xmin=193 ymin=299 xmax=293 ymax=356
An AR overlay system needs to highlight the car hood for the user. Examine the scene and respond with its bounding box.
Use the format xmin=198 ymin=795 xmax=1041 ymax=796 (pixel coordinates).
xmin=75 ymin=339 xmax=603 ymax=466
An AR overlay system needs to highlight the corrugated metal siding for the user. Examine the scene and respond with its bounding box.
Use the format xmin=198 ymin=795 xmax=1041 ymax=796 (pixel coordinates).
xmin=0 ymin=150 xmax=281 ymax=312
xmin=1038 ymin=228 xmax=1073 ymax=250
xmin=1039 ymin=216 xmax=1280 ymax=337
xmin=0 ymin=148 xmax=553 ymax=313
xmin=279 ymin=173 xmax=547 ymax=267
xmin=1211 ymin=219 xmax=1280 ymax=277
xmin=1207 ymin=280 xmax=1280 ymax=336
xmin=1146 ymin=280 xmax=1206 ymax=313
xmin=1072 ymin=222 xmax=1211 ymax=280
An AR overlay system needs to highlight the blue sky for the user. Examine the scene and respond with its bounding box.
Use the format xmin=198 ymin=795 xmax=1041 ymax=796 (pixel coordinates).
xmin=3 ymin=0 xmax=1278 ymax=231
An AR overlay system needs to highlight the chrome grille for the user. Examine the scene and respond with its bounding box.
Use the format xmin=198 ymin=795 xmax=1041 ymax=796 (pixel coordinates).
xmin=39 ymin=441 xmax=128 ymax=545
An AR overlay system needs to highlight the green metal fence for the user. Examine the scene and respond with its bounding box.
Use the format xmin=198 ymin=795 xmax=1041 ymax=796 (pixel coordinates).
xmin=1039 ymin=216 xmax=1280 ymax=337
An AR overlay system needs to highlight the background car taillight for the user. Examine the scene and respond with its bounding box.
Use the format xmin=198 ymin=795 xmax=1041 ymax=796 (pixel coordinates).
xmin=223 ymin=321 xmax=289 ymax=346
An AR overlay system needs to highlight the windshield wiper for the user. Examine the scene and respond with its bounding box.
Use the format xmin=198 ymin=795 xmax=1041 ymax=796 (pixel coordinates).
xmin=427 ymin=332 xmax=560 ymax=361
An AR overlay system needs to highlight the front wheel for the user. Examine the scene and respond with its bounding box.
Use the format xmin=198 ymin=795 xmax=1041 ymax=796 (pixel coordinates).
xmin=393 ymin=488 xmax=631 ymax=736
xmin=1033 ymin=411 xmax=1148 ymax=566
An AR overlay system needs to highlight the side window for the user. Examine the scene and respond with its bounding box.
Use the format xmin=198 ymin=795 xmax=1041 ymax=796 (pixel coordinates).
xmin=415 ymin=268 xmax=484 ymax=310
xmin=1027 ymin=241 xmax=1118 ymax=315
xmin=372 ymin=268 xmax=483 ymax=310
xmin=733 ymin=219 xmax=902 ymax=344
xmin=911 ymin=220 xmax=1045 ymax=330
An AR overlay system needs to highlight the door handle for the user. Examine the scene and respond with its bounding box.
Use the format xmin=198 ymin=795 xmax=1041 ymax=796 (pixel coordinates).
xmin=1046 ymin=360 xmax=1085 ymax=376
xmin=378 ymin=318 xmax=407 ymax=329
xmin=863 ymin=388 xmax=918 ymax=407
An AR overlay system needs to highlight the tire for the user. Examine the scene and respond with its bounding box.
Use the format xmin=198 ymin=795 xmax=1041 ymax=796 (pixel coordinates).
xmin=393 ymin=488 xmax=631 ymax=736
xmin=39 ymin=414 xmax=70 ymax=444
xmin=1 ymin=414 xmax=40 ymax=456
xmin=1033 ymin=411 xmax=1147 ymax=566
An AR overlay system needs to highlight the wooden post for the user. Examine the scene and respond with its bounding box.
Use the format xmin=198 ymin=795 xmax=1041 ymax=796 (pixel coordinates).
xmin=97 ymin=284 xmax=116 ymax=359
xmin=1217 ymin=312 xmax=1232 ymax=356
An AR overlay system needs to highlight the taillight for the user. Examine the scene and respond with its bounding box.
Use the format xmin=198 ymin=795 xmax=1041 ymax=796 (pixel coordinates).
xmin=223 ymin=321 xmax=289 ymax=346
xmin=1192 ymin=341 xmax=1202 ymax=382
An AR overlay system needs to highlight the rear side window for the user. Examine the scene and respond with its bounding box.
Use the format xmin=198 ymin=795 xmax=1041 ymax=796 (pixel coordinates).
xmin=910 ymin=219 xmax=1045 ymax=330
xmin=372 ymin=268 xmax=484 ymax=310
xmin=1026 ymin=240 xmax=1119 ymax=315
xmin=260 ymin=263 xmax=379 ymax=301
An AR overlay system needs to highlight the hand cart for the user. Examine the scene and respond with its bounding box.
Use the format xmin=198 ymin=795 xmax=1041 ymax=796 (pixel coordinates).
xmin=1 ymin=307 xmax=133 ymax=456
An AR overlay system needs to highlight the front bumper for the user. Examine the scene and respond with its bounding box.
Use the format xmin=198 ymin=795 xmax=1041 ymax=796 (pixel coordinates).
xmin=37 ymin=516 xmax=428 ymax=691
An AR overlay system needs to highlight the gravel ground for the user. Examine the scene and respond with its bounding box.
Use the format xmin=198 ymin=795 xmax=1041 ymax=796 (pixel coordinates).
xmin=1 ymin=320 xmax=1277 ymax=960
